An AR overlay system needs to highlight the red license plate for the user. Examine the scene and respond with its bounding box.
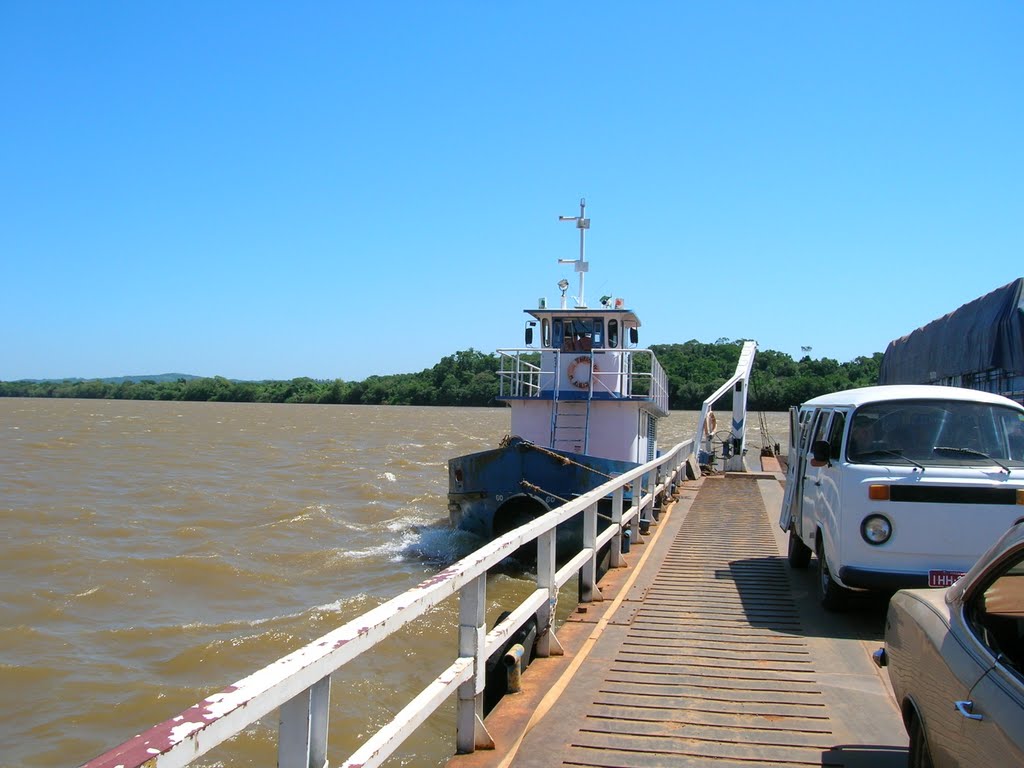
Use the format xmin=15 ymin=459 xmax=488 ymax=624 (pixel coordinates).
xmin=928 ymin=570 xmax=966 ymax=588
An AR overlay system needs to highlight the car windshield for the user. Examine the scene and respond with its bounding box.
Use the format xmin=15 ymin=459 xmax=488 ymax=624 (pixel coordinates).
xmin=847 ymin=399 xmax=1024 ymax=468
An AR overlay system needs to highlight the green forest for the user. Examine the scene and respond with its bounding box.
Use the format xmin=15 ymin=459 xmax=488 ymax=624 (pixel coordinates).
xmin=0 ymin=341 xmax=883 ymax=412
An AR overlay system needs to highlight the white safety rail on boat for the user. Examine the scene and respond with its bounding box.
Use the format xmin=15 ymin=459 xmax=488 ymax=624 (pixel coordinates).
xmin=696 ymin=340 xmax=757 ymax=472
xmin=79 ymin=439 xmax=696 ymax=768
xmin=496 ymin=348 xmax=669 ymax=413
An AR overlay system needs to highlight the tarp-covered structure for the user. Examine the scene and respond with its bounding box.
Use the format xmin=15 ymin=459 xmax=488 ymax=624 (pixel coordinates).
xmin=879 ymin=278 xmax=1024 ymax=404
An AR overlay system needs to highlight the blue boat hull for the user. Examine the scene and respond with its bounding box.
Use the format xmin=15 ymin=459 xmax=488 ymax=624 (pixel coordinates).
xmin=447 ymin=436 xmax=640 ymax=542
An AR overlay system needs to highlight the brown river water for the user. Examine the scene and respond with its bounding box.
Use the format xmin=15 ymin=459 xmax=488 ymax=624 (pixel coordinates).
xmin=0 ymin=398 xmax=789 ymax=767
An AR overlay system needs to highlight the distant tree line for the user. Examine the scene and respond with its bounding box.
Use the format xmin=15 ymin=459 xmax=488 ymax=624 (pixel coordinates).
xmin=0 ymin=342 xmax=883 ymax=411
xmin=654 ymin=340 xmax=882 ymax=411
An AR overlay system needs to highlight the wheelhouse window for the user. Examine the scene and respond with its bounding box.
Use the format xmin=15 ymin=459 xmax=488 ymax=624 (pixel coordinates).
xmin=847 ymin=400 xmax=1024 ymax=468
xmin=608 ymin=319 xmax=619 ymax=349
xmin=542 ymin=318 xmax=550 ymax=347
xmin=561 ymin=318 xmax=603 ymax=352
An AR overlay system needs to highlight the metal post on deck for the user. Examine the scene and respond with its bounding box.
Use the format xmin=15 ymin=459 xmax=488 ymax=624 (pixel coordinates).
xmin=609 ymin=486 xmax=625 ymax=568
xmin=581 ymin=502 xmax=602 ymax=602
xmin=639 ymin=470 xmax=654 ymax=534
xmin=535 ymin=528 xmax=563 ymax=657
xmin=456 ymin=575 xmax=493 ymax=753
xmin=278 ymin=675 xmax=331 ymax=768
xmin=625 ymin=480 xmax=643 ymax=545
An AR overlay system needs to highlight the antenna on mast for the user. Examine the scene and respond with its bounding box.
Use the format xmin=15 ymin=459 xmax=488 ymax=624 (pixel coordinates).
xmin=558 ymin=197 xmax=590 ymax=308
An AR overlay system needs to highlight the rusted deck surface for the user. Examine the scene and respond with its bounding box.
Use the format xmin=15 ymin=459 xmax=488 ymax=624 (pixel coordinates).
xmin=449 ymin=473 xmax=908 ymax=768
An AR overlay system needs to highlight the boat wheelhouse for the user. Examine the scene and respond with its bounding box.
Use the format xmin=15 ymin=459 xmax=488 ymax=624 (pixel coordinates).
xmin=448 ymin=201 xmax=669 ymax=542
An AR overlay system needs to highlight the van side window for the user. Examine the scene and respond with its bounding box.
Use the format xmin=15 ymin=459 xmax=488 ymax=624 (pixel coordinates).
xmin=811 ymin=410 xmax=831 ymax=448
xmin=827 ymin=412 xmax=847 ymax=461
xmin=800 ymin=409 xmax=822 ymax=455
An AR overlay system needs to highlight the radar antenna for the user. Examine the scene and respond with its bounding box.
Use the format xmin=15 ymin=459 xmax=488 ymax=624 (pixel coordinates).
xmin=558 ymin=198 xmax=590 ymax=308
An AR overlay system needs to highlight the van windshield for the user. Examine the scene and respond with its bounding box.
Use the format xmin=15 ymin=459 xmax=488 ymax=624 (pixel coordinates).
xmin=847 ymin=399 xmax=1024 ymax=468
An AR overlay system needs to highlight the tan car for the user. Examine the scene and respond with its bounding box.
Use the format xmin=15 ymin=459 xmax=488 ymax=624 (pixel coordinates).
xmin=875 ymin=521 xmax=1024 ymax=767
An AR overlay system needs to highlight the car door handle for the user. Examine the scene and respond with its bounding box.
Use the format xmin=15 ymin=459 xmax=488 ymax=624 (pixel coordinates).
xmin=954 ymin=700 xmax=983 ymax=721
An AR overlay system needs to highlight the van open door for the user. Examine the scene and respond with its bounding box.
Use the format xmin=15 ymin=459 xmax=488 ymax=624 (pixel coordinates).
xmin=778 ymin=405 xmax=802 ymax=532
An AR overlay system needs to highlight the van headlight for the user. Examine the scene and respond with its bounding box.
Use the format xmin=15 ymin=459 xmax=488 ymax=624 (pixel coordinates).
xmin=861 ymin=514 xmax=892 ymax=545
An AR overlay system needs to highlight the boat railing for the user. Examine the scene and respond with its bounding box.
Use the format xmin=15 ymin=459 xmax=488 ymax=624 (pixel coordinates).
xmin=496 ymin=349 xmax=546 ymax=397
xmin=619 ymin=349 xmax=669 ymax=414
xmin=79 ymin=439 xmax=696 ymax=768
xmin=497 ymin=348 xmax=669 ymax=413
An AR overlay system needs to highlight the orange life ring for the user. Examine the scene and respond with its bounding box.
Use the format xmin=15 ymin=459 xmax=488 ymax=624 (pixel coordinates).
xmin=567 ymin=355 xmax=598 ymax=389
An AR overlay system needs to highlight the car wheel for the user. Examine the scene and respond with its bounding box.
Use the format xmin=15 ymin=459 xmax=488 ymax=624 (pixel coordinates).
xmin=816 ymin=535 xmax=848 ymax=612
xmin=787 ymin=528 xmax=812 ymax=569
xmin=907 ymin=710 xmax=933 ymax=768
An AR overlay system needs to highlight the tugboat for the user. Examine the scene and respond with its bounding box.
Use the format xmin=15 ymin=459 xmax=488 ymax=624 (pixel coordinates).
xmin=447 ymin=200 xmax=670 ymax=544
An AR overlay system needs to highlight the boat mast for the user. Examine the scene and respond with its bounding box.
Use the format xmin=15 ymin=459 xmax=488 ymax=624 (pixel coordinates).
xmin=558 ymin=198 xmax=590 ymax=308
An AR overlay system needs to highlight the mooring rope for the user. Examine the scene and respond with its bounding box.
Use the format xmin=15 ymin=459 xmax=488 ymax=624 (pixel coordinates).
xmin=758 ymin=411 xmax=778 ymax=455
xmin=518 ymin=441 xmax=618 ymax=480
xmin=520 ymin=480 xmax=616 ymax=523
xmin=520 ymin=480 xmax=570 ymax=505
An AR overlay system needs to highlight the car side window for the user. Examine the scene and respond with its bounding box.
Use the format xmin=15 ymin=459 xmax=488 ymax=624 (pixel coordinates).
xmin=968 ymin=551 xmax=1024 ymax=679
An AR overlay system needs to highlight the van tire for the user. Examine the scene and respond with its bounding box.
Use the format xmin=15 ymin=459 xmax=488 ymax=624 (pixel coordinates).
xmin=816 ymin=535 xmax=849 ymax=612
xmin=787 ymin=529 xmax=812 ymax=569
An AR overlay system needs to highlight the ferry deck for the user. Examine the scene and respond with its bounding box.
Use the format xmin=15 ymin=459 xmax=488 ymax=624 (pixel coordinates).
xmin=447 ymin=464 xmax=909 ymax=768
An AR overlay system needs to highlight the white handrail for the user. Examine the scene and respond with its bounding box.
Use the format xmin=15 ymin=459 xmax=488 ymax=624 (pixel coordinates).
xmin=79 ymin=439 xmax=695 ymax=768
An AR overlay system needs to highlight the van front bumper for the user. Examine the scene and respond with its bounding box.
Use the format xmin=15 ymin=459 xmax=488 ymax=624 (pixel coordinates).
xmin=837 ymin=566 xmax=930 ymax=591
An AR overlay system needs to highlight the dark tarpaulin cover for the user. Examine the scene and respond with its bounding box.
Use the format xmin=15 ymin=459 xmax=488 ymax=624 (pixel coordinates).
xmin=879 ymin=278 xmax=1024 ymax=384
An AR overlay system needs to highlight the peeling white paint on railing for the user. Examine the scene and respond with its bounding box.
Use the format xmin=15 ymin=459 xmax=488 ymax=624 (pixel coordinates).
xmin=78 ymin=439 xmax=695 ymax=768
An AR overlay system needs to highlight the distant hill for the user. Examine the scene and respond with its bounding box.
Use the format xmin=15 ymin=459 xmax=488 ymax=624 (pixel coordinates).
xmin=102 ymin=373 xmax=201 ymax=384
xmin=15 ymin=373 xmax=201 ymax=384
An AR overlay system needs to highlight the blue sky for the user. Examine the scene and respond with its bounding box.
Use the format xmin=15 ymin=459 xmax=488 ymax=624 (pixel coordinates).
xmin=2 ymin=2 xmax=1021 ymax=382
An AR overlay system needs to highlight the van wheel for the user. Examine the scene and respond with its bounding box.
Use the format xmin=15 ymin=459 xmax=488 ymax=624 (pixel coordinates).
xmin=787 ymin=529 xmax=812 ymax=569
xmin=816 ymin=536 xmax=849 ymax=612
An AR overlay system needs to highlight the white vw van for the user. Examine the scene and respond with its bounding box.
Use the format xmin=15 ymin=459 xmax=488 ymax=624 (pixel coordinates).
xmin=779 ymin=385 xmax=1024 ymax=610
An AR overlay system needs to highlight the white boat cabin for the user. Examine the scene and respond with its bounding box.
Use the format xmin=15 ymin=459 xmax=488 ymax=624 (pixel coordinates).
xmin=496 ymin=303 xmax=669 ymax=464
